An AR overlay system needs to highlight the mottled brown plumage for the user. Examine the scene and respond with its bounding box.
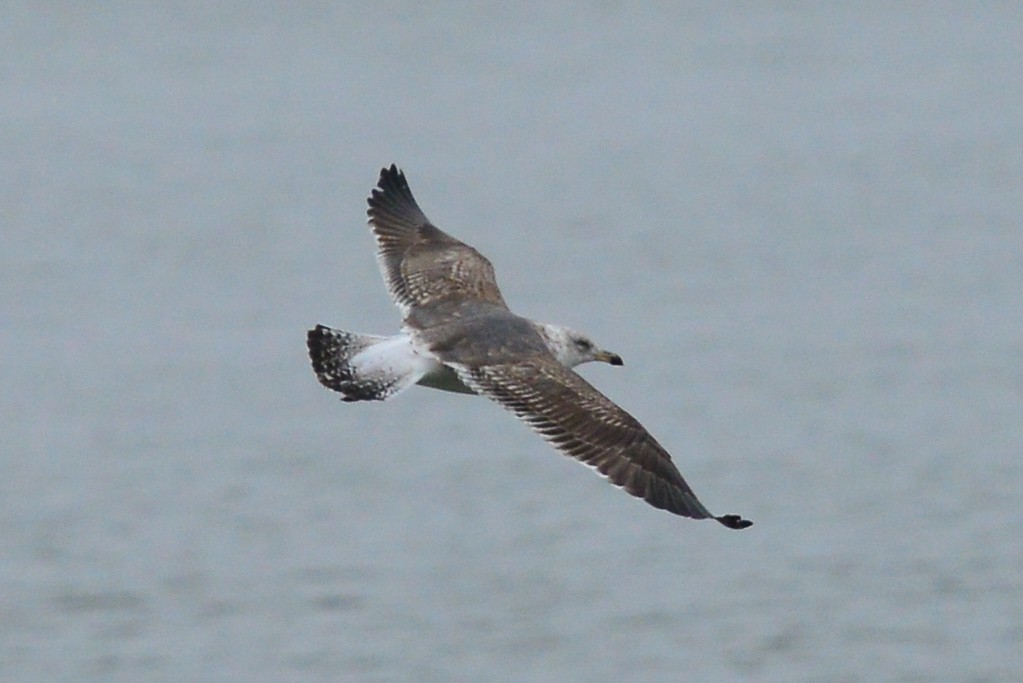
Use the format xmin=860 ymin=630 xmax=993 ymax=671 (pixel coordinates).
xmin=368 ymin=165 xmax=507 ymax=312
xmin=308 ymin=165 xmax=751 ymax=529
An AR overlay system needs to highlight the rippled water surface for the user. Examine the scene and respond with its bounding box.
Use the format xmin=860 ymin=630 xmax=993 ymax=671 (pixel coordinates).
xmin=3 ymin=5 xmax=1022 ymax=682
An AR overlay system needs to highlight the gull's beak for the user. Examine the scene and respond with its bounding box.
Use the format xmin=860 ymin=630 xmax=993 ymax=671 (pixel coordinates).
xmin=595 ymin=349 xmax=624 ymax=366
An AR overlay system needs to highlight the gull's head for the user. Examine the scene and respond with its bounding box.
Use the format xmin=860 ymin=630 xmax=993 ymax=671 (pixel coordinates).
xmin=540 ymin=324 xmax=623 ymax=369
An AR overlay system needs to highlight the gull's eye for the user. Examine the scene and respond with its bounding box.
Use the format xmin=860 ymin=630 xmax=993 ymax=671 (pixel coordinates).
xmin=575 ymin=338 xmax=592 ymax=351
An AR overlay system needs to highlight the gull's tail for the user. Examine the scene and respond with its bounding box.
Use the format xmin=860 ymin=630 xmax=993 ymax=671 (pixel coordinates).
xmin=307 ymin=325 xmax=427 ymax=402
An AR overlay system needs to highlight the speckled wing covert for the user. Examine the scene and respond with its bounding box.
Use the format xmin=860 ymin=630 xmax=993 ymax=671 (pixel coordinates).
xmin=367 ymin=165 xmax=508 ymax=314
xmin=452 ymin=358 xmax=753 ymax=529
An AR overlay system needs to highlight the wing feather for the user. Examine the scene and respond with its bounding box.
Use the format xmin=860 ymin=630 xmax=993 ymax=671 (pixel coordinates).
xmin=367 ymin=165 xmax=507 ymax=313
xmin=453 ymin=359 xmax=752 ymax=529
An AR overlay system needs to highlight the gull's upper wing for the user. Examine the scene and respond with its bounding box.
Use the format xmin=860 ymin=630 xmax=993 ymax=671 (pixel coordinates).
xmin=451 ymin=357 xmax=752 ymax=529
xmin=367 ymin=165 xmax=507 ymax=314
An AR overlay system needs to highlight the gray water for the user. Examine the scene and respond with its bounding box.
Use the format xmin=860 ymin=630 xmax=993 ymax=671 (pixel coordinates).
xmin=3 ymin=4 xmax=1022 ymax=682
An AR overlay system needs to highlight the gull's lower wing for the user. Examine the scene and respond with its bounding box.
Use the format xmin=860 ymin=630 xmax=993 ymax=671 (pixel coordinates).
xmin=450 ymin=357 xmax=752 ymax=529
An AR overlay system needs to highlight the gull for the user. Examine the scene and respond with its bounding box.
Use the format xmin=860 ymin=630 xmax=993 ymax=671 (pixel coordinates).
xmin=307 ymin=165 xmax=751 ymax=529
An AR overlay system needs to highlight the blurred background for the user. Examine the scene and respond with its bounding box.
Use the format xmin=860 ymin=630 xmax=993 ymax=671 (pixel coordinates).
xmin=2 ymin=4 xmax=1021 ymax=681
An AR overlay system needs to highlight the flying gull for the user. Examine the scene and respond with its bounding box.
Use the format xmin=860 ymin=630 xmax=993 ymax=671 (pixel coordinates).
xmin=307 ymin=165 xmax=751 ymax=529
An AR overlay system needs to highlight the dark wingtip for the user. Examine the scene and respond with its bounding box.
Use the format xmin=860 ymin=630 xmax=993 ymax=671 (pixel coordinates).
xmin=377 ymin=163 xmax=403 ymax=189
xmin=716 ymin=515 xmax=753 ymax=530
xmin=368 ymin=164 xmax=426 ymax=223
